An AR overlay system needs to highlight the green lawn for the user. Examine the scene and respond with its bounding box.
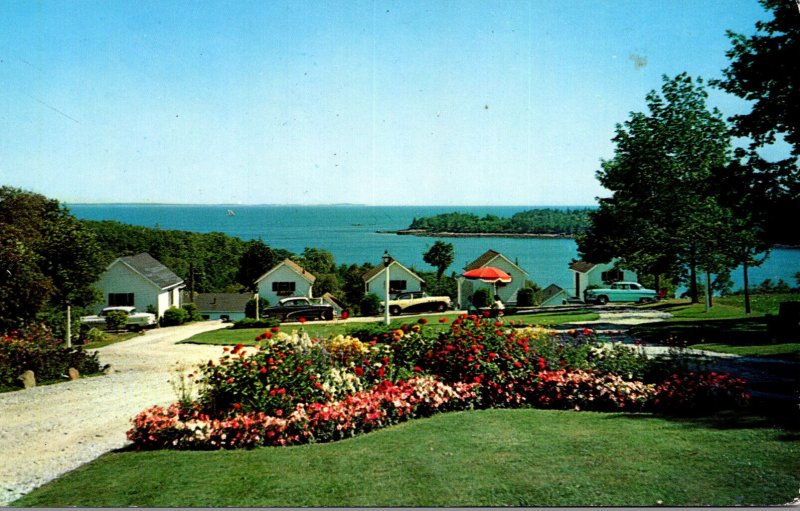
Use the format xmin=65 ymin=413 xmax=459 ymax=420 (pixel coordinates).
xmin=13 ymin=408 xmax=799 ymax=507
xmin=634 ymin=295 xmax=800 ymax=360
xmin=182 ymin=310 xmax=600 ymax=346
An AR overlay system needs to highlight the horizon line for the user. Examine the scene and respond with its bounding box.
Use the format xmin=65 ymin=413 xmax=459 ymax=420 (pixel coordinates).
xmin=65 ymin=202 xmax=599 ymax=208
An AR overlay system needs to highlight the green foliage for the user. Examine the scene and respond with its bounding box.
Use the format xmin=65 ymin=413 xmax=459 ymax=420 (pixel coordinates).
xmin=0 ymin=187 xmax=104 ymax=331
xmin=422 ymin=240 xmax=455 ymax=279
xmin=244 ymin=297 xmax=270 ymax=319
xmin=161 ymin=307 xmax=189 ymax=327
xmin=236 ymin=240 xmax=275 ymax=291
xmin=577 ymin=74 xmax=734 ymax=302
xmin=360 ymin=293 xmax=382 ymax=316
xmin=516 ymin=288 xmax=535 ymax=307
xmin=344 ymin=322 xmax=395 ymax=343
xmin=416 ymin=270 xmax=456 ymax=299
xmin=182 ymin=303 xmax=204 ymax=322
xmin=105 ymin=310 xmax=129 ymax=331
xmin=299 ymin=247 xmax=336 ymax=276
xmin=81 ymin=327 xmax=110 ymax=345
xmin=715 ymin=0 xmax=800 ymax=160
xmin=199 ymin=339 xmax=331 ymax=416
xmin=409 ymin=208 xmax=592 ymax=235
xmin=0 ymin=326 xmax=102 ymax=390
xmin=231 ymin=317 xmax=281 ymax=330
xmin=471 ymin=288 xmax=492 ymax=308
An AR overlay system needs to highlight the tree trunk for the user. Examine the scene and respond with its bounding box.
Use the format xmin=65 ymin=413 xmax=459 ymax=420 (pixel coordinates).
xmin=743 ymin=258 xmax=751 ymax=315
xmin=707 ymin=272 xmax=713 ymax=307
xmin=689 ymin=260 xmax=699 ymax=303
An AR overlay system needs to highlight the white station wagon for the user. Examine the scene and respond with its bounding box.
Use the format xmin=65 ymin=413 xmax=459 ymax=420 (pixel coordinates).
xmin=584 ymin=282 xmax=658 ymax=305
xmin=80 ymin=306 xmax=157 ymax=331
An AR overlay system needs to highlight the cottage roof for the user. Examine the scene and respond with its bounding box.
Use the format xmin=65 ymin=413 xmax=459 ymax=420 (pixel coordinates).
xmin=362 ymin=258 xmax=425 ymax=284
xmin=541 ymin=283 xmax=565 ymax=302
xmin=189 ymin=293 xmax=251 ymax=312
xmin=464 ymin=249 xmax=528 ymax=275
xmin=255 ymin=258 xmax=316 ymax=284
xmin=568 ymin=260 xmax=598 ymax=273
xmin=118 ymin=253 xmax=184 ymax=289
xmin=320 ymin=292 xmax=346 ymax=309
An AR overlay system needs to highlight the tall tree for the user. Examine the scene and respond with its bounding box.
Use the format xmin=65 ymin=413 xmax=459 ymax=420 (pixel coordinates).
xmin=577 ymin=74 xmax=732 ymax=302
xmin=423 ymin=240 xmax=455 ymax=279
xmin=714 ymin=0 xmax=800 ymax=247
xmin=236 ymin=239 xmax=275 ymax=292
xmin=0 ymin=187 xmax=103 ymax=331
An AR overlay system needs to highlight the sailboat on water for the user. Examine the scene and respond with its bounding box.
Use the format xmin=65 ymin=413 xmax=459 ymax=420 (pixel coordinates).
xmin=226 ymin=209 xmax=236 ymax=216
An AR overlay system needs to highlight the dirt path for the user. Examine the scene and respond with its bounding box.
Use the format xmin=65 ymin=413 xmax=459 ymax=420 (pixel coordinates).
xmin=0 ymin=321 xmax=229 ymax=506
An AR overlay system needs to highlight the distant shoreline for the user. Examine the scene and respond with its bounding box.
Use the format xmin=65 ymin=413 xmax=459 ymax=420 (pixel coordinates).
xmin=379 ymin=229 xmax=577 ymax=239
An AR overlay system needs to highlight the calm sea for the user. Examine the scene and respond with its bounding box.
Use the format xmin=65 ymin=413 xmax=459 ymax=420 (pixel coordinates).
xmin=68 ymin=204 xmax=799 ymax=294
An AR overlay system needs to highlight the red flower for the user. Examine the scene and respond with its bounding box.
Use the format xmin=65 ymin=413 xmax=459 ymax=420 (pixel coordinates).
xmin=413 ymin=366 xmax=422 ymax=372
xmin=354 ymin=367 xmax=364 ymax=377
xmin=481 ymin=310 xmax=491 ymax=317
xmin=275 ymin=409 xmax=283 ymax=417
xmin=263 ymin=331 xmax=272 ymax=339
xmin=299 ymin=317 xmax=307 ymax=323
xmin=259 ymin=367 xmax=267 ymax=374
xmin=582 ymin=328 xmax=593 ymax=335
xmin=378 ymin=366 xmax=385 ymax=378
xmin=341 ymin=311 xmax=349 ymax=320
xmin=537 ymin=357 xmax=547 ymax=370
xmin=439 ymin=317 xmax=448 ymax=323
xmin=233 ymin=403 xmax=241 ymax=410
xmin=494 ymin=321 xmax=503 ymax=327
xmin=271 ymin=326 xmax=280 ymax=333
xmin=418 ymin=318 xmax=428 ymax=325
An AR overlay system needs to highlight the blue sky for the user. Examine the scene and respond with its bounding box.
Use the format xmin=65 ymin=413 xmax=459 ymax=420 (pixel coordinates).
xmin=0 ymin=0 xmax=770 ymax=206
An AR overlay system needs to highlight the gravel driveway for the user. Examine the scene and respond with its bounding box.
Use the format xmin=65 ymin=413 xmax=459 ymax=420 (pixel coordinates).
xmin=0 ymin=321 xmax=229 ymax=506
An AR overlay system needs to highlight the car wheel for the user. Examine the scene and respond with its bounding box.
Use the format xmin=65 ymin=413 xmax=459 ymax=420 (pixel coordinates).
xmin=323 ymin=310 xmax=334 ymax=321
xmin=389 ymin=305 xmax=401 ymax=315
xmin=435 ymin=302 xmax=446 ymax=312
xmin=597 ymin=296 xmax=609 ymax=305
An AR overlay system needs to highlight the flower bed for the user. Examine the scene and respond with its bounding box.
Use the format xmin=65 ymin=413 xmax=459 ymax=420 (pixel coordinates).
xmin=128 ymin=316 xmax=752 ymax=450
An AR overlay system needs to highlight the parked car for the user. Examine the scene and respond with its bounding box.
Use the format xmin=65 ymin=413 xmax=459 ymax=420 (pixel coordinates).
xmin=584 ymin=282 xmax=658 ymax=305
xmin=263 ymin=297 xmax=335 ymax=321
xmin=80 ymin=306 xmax=157 ymax=331
xmin=381 ymin=291 xmax=452 ymax=315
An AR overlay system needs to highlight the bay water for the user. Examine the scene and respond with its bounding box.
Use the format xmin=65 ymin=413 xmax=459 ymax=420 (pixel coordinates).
xmin=69 ymin=204 xmax=799 ymax=294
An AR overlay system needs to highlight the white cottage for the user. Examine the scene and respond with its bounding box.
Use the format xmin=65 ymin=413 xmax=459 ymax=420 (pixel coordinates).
xmin=93 ymin=253 xmax=185 ymax=318
xmin=362 ymin=257 xmax=424 ymax=299
xmin=569 ymin=260 xmax=638 ymax=300
xmin=539 ymin=284 xmax=571 ymax=307
xmin=255 ymin=259 xmax=316 ymax=306
xmin=458 ymin=249 xmax=529 ymax=308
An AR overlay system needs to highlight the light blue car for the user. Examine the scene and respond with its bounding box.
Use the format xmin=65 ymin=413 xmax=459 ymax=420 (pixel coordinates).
xmin=584 ymin=282 xmax=657 ymax=305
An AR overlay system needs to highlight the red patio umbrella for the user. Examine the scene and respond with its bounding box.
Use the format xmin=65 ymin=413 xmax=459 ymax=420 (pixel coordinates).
xmin=461 ymin=267 xmax=513 ymax=298
xmin=462 ymin=267 xmax=512 ymax=283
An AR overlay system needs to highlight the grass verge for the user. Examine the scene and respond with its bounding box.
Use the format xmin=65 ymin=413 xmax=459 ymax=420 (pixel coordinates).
xmin=12 ymin=408 xmax=799 ymax=507
xmin=634 ymin=295 xmax=800 ymax=360
xmin=181 ymin=310 xmax=600 ymax=346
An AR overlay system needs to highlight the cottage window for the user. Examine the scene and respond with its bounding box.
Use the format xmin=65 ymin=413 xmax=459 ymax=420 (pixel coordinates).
xmin=108 ymin=293 xmax=134 ymax=306
xmin=272 ymin=281 xmax=296 ymax=296
xmin=389 ymin=280 xmax=407 ymax=293
xmin=601 ymin=270 xmax=624 ymax=283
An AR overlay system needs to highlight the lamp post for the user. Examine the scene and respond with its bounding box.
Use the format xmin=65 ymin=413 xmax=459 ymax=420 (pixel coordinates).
xmin=65 ymin=300 xmax=72 ymax=348
xmin=383 ymin=251 xmax=391 ymax=326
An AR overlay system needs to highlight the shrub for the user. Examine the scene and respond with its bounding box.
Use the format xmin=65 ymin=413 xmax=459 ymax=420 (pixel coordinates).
xmin=471 ymin=289 xmax=492 ymax=308
xmin=198 ymin=336 xmax=333 ymax=416
xmin=0 ymin=326 xmax=102 ymax=389
xmin=421 ymin=315 xmax=540 ymax=405
xmin=516 ymin=287 xmax=535 ymax=307
xmin=231 ymin=317 xmax=280 ymax=330
xmin=344 ymin=322 xmax=394 ymax=343
xmin=650 ymin=372 xmax=750 ymax=415
xmin=360 ymin=293 xmax=382 ymax=316
xmin=161 ymin=307 xmax=189 ymax=327
xmin=105 ymin=310 xmax=128 ymax=331
xmin=182 ymin=303 xmax=204 ymax=322
xmin=82 ymin=327 xmax=110 ymax=345
xmin=245 ymin=298 xmax=270 ymax=319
